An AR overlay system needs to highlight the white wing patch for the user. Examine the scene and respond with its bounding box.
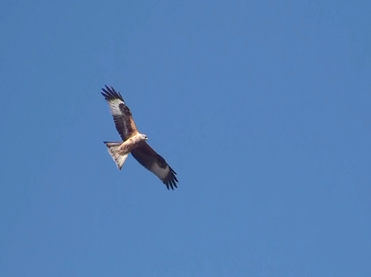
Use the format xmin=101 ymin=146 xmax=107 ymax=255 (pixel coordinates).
xmin=150 ymin=162 xmax=170 ymax=180
xmin=107 ymin=99 xmax=124 ymax=117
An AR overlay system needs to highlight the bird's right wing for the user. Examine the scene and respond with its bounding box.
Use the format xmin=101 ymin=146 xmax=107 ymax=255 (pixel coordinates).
xmin=101 ymin=85 xmax=138 ymax=140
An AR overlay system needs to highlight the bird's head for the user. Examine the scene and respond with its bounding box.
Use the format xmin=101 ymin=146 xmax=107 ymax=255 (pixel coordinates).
xmin=140 ymin=134 xmax=148 ymax=141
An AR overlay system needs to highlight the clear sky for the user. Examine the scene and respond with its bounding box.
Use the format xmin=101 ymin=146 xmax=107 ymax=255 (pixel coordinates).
xmin=1 ymin=1 xmax=370 ymax=276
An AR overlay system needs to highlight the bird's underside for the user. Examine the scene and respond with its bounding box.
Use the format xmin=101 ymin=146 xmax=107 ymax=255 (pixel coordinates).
xmin=101 ymin=85 xmax=178 ymax=190
xmin=104 ymin=133 xmax=147 ymax=170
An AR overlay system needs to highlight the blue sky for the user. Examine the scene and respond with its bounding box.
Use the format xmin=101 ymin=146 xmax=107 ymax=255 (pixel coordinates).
xmin=1 ymin=0 xmax=370 ymax=276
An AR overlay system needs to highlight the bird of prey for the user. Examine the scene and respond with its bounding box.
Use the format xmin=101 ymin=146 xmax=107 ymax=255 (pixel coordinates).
xmin=101 ymin=85 xmax=178 ymax=190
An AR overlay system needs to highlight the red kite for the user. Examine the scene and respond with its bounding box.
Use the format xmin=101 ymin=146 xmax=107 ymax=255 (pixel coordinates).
xmin=101 ymin=86 xmax=178 ymax=190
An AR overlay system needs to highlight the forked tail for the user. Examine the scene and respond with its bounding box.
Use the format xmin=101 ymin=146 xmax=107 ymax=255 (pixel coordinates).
xmin=104 ymin=142 xmax=129 ymax=170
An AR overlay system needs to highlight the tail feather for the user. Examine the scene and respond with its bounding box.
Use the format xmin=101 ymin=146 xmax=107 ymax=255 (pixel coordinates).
xmin=104 ymin=142 xmax=129 ymax=170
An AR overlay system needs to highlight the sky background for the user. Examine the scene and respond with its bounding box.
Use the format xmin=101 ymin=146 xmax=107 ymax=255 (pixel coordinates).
xmin=1 ymin=0 xmax=370 ymax=276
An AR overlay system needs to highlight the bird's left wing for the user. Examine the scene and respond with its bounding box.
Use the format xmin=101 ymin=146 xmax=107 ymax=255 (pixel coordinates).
xmin=101 ymin=85 xmax=138 ymax=140
xmin=131 ymin=143 xmax=178 ymax=190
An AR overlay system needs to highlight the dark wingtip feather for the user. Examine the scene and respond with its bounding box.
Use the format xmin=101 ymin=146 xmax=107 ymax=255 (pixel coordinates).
xmin=163 ymin=166 xmax=178 ymax=190
xmin=163 ymin=169 xmax=178 ymax=190
xmin=170 ymin=167 xmax=177 ymax=175
xmin=101 ymin=85 xmax=124 ymax=101
xmin=169 ymin=181 xmax=175 ymax=190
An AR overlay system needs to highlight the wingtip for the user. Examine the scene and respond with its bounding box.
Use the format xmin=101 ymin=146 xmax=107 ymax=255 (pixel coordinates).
xmin=101 ymin=85 xmax=124 ymax=101
xmin=164 ymin=177 xmax=178 ymax=190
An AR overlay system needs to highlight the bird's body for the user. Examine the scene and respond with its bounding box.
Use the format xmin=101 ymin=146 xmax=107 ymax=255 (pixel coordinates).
xmin=118 ymin=134 xmax=146 ymax=153
xmin=101 ymin=86 xmax=178 ymax=190
xmin=109 ymin=133 xmax=147 ymax=156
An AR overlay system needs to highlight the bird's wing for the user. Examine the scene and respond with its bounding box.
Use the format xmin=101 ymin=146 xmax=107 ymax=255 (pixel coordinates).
xmin=101 ymin=85 xmax=138 ymax=140
xmin=131 ymin=143 xmax=178 ymax=190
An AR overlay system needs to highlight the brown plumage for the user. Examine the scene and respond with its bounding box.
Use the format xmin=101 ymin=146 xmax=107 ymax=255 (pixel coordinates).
xmin=101 ymin=85 xmax=178 ymax=190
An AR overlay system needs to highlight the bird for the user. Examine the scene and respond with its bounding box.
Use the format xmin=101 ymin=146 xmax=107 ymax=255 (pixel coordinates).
xmin=101 ymin=85 xmax=178 ymax=190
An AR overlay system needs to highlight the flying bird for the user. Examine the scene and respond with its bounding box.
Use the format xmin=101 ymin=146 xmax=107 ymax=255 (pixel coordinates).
xmin=101 ymin=85 xmax=178 ymax=190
